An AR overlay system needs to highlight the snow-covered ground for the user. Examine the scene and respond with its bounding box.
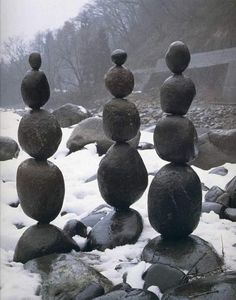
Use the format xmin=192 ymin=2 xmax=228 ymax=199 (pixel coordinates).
xmin=1 ymin=110 xmax=236 ymax=299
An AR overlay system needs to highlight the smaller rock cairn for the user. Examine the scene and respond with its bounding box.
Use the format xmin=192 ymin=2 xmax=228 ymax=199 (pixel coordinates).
xmin=86 ymin=49 xmax=148 ymax=251
xmin=14 ymin=53 xmax=79 ymax=264
xmin=147 ymin=41 xmax=202 ymax=239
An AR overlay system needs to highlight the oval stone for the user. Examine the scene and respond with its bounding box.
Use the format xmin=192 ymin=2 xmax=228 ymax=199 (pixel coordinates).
xmin=154 ymin=115 xmax=197 ymax=163
xmin=148 ymin=163 xmax=202 ymax=239
xmin=165 ymin=41 xmax=190 ymax=74
xmin=17 ymin=158 xmax=65 ymax=223
xmin=21 ymin=70 xmax=50 ymax=109
xmin=105 ymin=66 xmax=134 ymax=98
xmin=160 ymin=75 xmax=196 ymax=115
xmin=111 ymin=49 xmax=127 ymax=66
xmin=98 ymin=143 xmax=148 ymax=209
xmin=29 ymin=52 xmax=41 ymax=70
xmin=18 ymin=109 xmax=62 ymax=160
xmin=103 ymin=99 xmax=140 ymax=141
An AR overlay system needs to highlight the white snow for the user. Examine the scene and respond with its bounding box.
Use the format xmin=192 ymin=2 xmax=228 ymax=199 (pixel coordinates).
xmin=0 ymin=110 xmax=236 ymax=299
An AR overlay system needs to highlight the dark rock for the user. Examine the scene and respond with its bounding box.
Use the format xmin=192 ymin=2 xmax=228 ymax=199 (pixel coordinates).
xmin=14 ymin=224 xmax=80 ymax=263
xmin=192 ymin=129 xmax=236 ymax=170
xmin=17 ymin=158 xmax=65 ymax=223
xmin=105 ymin=66 xmax=134 ymax=98
xmin=148 ymin=163 xmax=202 ymax=239
xmin=81 ymin=204 xmax=112 ymax=228
xmin=75 ymin=282 xmax=105 ymax=299
xmin=63 ymin=219 xmax=87 ymax=238
xmin=14 ymin=223 xmax=25 ymax=229
xmin=204 ymin=186 xmax=224 ymax=203
xmin=52 ymin=103 xmax=91 ymax=128
xmin=209 ymin=166 xmax=228 ymax=176
xmin=142 ymin=235 xmax=223 ymax=276
xmin=137 ymin=142 xmax=155 ymax=150
xmin=160 ymin=74 xmax=196 ymax=115
xmin=84 ymin=174 xmax=97 ymax=183
xmin=154 ymin=115 xmax=197 ymax=163
xmin=98 ymin=143 xmax=148 ymax=209
xmin=216 ymin=192 xmax=231 ymax=207
xmin=111 ymin=49 xmax=127 ymax=66
xmin=162 ymin=271 xmax=236 ymax=300
xmin=202 ymin=202 xmax=225 ymax=216
xmin=143 ymin=263 xmax=188 ymax=293
xmin=66 ymin=117 xmax=140 ymax=155
xmin=201 ymin=182 xmax=209 ymax=191
xmin=165 ymin=41 xmax=190 ymax=74
xmin=86 ymin=208 xmax=143 ymax=251
xmin=110 ymin=283 xmax=132 ymax=291
xmin=29 ymin=52 xmax=41 ymax=70
xmin=18 ymin=109 xmax=62 ymax=160
xmin=21 ymin=67 xmax=50 ymax=109
xmin=0 ymin=136 xmax=20 ymax=161
xmin=94 ymin=287 xmax=159 ymax=300
xmin=226 ymin=176 xmax=236 ymax=208
xmin=9 ymin=199 xmax=20 ymax=208
xmin=223 ymin=208 xmax=236 ymax=222
xmin=24 ymin=252 xmax=112 ymax=299
xmin=103 ymin=99 xmax=140 ymax=142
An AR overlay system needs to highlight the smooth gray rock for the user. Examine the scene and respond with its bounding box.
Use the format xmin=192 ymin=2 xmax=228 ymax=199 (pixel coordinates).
xmin=63 ymin=219 xmax=87 ymax=238
xmin=165 ymin=41 xmax=190 ymax=74
xmin=81 ymin=204 xmax=112 ymax=228
xmin=162 ymin=271 xmax=236 ymax=300
xmin=192 ymin=129 xmax=236 ymax=170
xmin=202 ymin=202 xmax=225 ymax=216
xmin=52 ymin=103 xmax=91 ymax=128
xmin=209 ymin=166 xmax=228 ymax=176
xmin=223 ymin=208 xmax=236 ymax=222
xmin=0 ymin=136 xmax=20 ymax=161
xmin=204 ymin=186 xmax=224 ymax=203
xmin=142 ymin=235 xmax=223 ymax=276
xmin=111 ymin=49 xmax=127 ymax=66
xmin=66 ymin=117 xmax=140 ymax=155
xmin=226 ymin=176 xmax=236 ymax=208
xmin=24 ymin=252 xmax=113 ymax=300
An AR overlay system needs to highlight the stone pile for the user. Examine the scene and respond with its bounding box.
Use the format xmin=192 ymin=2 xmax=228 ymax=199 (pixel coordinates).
xmin=86 ymin=49 xmax=148 ymax=251
xmin=14 ymin=53 xmax=79 ymax=264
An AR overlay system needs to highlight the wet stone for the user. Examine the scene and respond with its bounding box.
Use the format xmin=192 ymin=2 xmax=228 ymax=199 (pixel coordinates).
xmin=103 ymin=98 xmax=140 ymax=142
xmin=17 ymin=158 xmax=65 ymax=223
xmin=162 ymin=271 xmax=236 ymax=300
xmin=111 ymin=49 xmax=127 ymax=66
xmin=160 ymin=74 xmax=196 ymax=115
xmin=14 ymin=224 xmax=80 ymax=264
xmin=81 ymin=204 xmax=112 ymax=228
xmin=201 ymin=202 xmax=226 ymax=216
xmin=165 ymin=41 xmax=190 ymax=74
xmin=137 ymin=142 xmax=155 ymax=150
xmin=29 ymin=52 xmax=41 ymax=70
xmin=98 ymin=143 xmax=148 ymax=209
xmin=222 ymin=208 xmax=236 ymax=222
xmin=63 ymin=219 xmax=87 ymax=238
xmin=148 ymin=163 xmax=202 ymax=239
xmin=142 ymin=235 xmax=224 ymax=276
xmin=225 ymin=176 xmax=236 ymax=208
xmin=75 ymin=282 xmax=105 ymax=299
xmin=18 ymin=109 xmax=62 ymax=160
xmin=0 ymin=136 xmax=20 ymax=161
xmin=204 ymin=186 xmax=224 ymax=203
xmin=86 ymin=208 xmax=143 ymax=251
xmin=209 ymin=166 xmax=228 ymax=176
xmin=154 ymin=115 xmax=197 ymax=163
xmin=216 ymin=192 xmax=231 ymax=207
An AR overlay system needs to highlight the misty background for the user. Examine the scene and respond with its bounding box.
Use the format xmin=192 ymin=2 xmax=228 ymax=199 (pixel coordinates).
xmin=0 ymin=0 xmax=236 ymax=113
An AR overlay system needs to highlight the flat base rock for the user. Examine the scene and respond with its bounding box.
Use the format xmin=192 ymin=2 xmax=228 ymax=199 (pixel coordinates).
xmin=85 ymin=208 xmax=143 ymax=251
xmin=25 ymin=252 xmax=113 ymax=300
xmin=142 ymin=235 xmax=223 ymax=276
xmin=14 ymin=224 xmax=80 ymax=264
xmin=162 ymin=271 xmax=236 ymax=300
xmin=94 ymin=287 xmax=159 ymax=299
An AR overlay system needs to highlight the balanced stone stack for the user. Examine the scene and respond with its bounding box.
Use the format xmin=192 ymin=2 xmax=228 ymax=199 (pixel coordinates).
xmin=14 ymin=53 xmax=79 ymax=264
xmin=86 ymin=49 xmax=148 ymax=251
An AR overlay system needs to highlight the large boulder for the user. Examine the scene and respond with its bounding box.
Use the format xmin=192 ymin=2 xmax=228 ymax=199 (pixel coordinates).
xmin=192 ymin=129 xmax=236 ymax=170
xmin=66 ymin=117 xmax=140 ymax=155
xmin=52 ymin=103 xmax=91 ymax=128
xmin=24 ymin=252 xmax=113 ymax=300
xmin=0 ymin=136 xmax=20 ymax=161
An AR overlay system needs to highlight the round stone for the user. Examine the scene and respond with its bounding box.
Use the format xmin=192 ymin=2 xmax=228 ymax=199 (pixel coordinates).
xmin=111 ymin=49 xmax=127 ymax=66
xmin=154 ymin=115 xmax=197 ymax=163
xmin=17 ymin=158 xmax=65 ymax=223
xmin=21 ymin=70 xmax=50 ymax=109
xmin=165 ymin=41 xmax=190 ymax=74
xmin=18 ymin=109 xmax=62 ymax=160
xmin=103 ymin=99 xmax=140 ymax=141
xmin=148 ymin=163 xmax=202 ymax=239
xmin=98 ymin=143 xmax=148 ymax=209
xmin=160 ymin=75 xmax=196 ymax=115
xmin=29 ymin=52 xmax=42 ymax=70
xmin=105 ymin=66 xmax=134 ymax=98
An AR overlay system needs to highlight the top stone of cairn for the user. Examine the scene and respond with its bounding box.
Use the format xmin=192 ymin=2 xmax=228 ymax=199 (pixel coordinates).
xmin=29 ymin=52 xmax=42 ymax=70
xmin=111 ymin=49 xmax=127 ymax=66
xmin=165 ymin=41 xmax=190 ymax=74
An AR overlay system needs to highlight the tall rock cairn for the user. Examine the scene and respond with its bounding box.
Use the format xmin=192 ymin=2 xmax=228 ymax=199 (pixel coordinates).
xmin=14 ymin=53 xmax=79 ymax=263
xmin=86 ymin=50 xmax=148 ymax=251
xmin=148 ymin=42 xmax=202 ymax=239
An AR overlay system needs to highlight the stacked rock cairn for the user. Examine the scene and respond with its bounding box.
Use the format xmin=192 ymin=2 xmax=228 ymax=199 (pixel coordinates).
xmin=146 ymin=41 xmax=202 ymax=240
xmin=86 ymin=49 xmax=148 ymax=251
xmin=14 ymin=53 xmax=79 ymax=264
